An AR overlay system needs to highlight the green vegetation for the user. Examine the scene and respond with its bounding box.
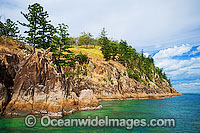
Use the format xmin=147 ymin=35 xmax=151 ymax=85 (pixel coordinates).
xmin=0 ymin=2 xmax=172 ymax=87
xmin=17 ymin=3 xmax=88 ymax=75
xmin=78 ymin=32 xmax=94 ymax=48
xmin=50 ymin=23 xmax=71 ymax=72
xmin=0 ymin=18 xmax=19 ymax=38
xmin=97 ymin=28 xmax=172 ymax=87
xmin=108 ymin=76 xmax=113 ymax=84
xmin=0 ymin=17 xmax=20 ymax=45
xmin=18 ymin=3 xmax=54 ymax=52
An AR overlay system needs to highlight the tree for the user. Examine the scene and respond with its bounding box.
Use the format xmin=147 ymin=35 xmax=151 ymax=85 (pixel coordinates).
xmin=167 ymin=79 xmax=172 ymax=87
xmin=57 ymin=23 xmax=69 ymax=46
xmin=108 ymin=41 xmax=119 ymax=60
xmin=0 ymin=17 xmax=19 ymax=45
xmin=0 ymin=20 xmax=7 ymax=45
xmin=99 ymin=27 xmax=107 ymax=38
xmin=18 ymin=3 xmax=53 ymax=53
xmin=68 ymin=37 xmax=76 ymax=46
xmin=92 ymin=38 xmax=98 ymax=48
xmin=118 ymin=40 xmax=128 ymax=65
xmin=51 ymin=23 xmax=70 ymax=73
xmin=5 ymin=19 xmax=20 ymax=38
xmin=78 ymin=32 xmax=93 ymax=48
xmin=99 ymin=28 xmax=111 ymax=60
xmin=98 ymin=28 xmax=109 ymax=46
xmin=0 ymin=17 xmax=6 ymax=44
xmin=37 ymin=11 xmax=55 ymax=49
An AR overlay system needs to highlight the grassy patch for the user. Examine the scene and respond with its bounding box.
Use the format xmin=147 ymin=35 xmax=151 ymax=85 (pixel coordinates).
xmin=68 ymin=45 xmax=104 ymax=60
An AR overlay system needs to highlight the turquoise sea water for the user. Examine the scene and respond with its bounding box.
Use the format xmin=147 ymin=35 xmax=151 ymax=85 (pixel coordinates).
xmin=0 ymin=94 xmax=200 ymax=132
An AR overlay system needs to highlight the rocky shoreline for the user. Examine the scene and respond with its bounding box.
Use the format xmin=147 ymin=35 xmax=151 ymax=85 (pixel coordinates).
xmin=0 ymin=48 xmax=102 ymax=118
xmin=98 ymin=93 xmax=182 ymax=101
xmin=0 ymin=46 xmax=182 ymax=118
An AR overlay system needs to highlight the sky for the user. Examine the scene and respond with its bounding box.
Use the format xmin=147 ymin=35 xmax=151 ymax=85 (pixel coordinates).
xmin=0 ymin=0 xmax=200 ymax=93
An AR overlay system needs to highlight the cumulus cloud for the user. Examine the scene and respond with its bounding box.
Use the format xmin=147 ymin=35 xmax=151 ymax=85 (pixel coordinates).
xmin=153 ymin=44 xmax=192 ymax=59
xmin=153 ymin=44 xmax=200 ymax=73
xmin=190 ymin=45 xmax=200 ymax=55
xmin=153 ymin=44 xmax=200 ymax=93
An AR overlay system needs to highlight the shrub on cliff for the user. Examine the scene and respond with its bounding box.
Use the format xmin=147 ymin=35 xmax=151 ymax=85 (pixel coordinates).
xmin=98 ymin=28 xmax=172 ymax=87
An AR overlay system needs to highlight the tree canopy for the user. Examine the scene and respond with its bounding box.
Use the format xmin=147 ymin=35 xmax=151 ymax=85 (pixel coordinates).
xmin=18 ymin=3 xmax=54 ymax=52
xmin=0 ymin=3 xmax=172 ymax=87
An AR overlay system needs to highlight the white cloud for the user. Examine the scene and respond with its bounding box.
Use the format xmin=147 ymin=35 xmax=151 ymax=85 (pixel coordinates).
xmin=143 ymin=52 xmax=150 ymax=58
xmin=153 ymin=44 xmax=200 ymax=78
xmin=153 ymin=44 xmax=200 ymax=92
xmin=190 ymin=45 xmax=200 ymax=55
xmin=181 ymin=82 xmax=200 ymax=86
xmin=153 ymin=44 xmax=200 ymax=74
xmin=155 ymin=57 xmax=200 ymax=72
xmin=173 ymin=80 xmax=200 ymax=93
xmin=190 ymin=51 xmax=198 ymax=56
xmin=153 ymin=44 xmax=191 ymax=59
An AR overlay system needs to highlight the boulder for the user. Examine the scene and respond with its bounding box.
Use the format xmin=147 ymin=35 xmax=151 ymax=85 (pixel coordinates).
xmin=78 ymin=89 xmax=99 ymax=107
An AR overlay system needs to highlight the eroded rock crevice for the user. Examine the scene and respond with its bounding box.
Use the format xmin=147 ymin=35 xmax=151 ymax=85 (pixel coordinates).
xmin=0 ymin=45 xmax=181 ymax=118
xmin=1 ymin=48 xmax=101 ymax=118
xmin=0 ymin=50 xmax=20 ymax=116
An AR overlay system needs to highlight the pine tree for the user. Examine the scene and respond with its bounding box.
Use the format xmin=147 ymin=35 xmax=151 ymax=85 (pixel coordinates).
xmin=18 ymin=3 xmax=53 ymax=53
xmin=78 ymin=32 xmax=93 ymax=48
xmin=99 ymin=28 xmax=111 ymax=60
xmin=0 ymin=18 xmax=19 ymax=45
xmin=5 ymin=19 xmax=20 ymax=38
xmin=51 ymin=23 xmax=70 ymax=73
xmin=118 ymin=40 xmax=128 ymax=65
xmin=37 ymin=10 xmax=55 ymax=49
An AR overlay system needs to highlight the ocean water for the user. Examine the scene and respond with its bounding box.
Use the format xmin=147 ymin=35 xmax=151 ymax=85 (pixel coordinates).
xmin=0 ymin=94 xmax=200 ymax=132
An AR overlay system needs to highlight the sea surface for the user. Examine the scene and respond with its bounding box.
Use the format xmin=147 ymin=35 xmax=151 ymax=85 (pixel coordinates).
xmin=0 ymin=94 xmax=200 ymax=132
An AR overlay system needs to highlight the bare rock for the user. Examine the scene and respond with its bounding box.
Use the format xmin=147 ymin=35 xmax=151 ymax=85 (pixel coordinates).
xmin=78 ymin=89 xmax=99 ymax=107
xmin=4 ymin=49 xmax=101 ymax=118
xmin=0 ymin=48 xmax=21 ymax=116
xmin=0 ymin=83 xmax=8 ymax=115
xmin=71 ymin=59 xmax=181 ymax=100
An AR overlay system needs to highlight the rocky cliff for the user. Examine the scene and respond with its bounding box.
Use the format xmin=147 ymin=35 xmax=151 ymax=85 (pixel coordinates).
xmin=68 ymin=58 xmax=181 ymax=100
xmin=0 ymin=46 xmax=101 ymax=118
xmin=0 ymin=43 xmax=181 ymax=118
xmin=0 ymin=47 xmax=22 ymax=115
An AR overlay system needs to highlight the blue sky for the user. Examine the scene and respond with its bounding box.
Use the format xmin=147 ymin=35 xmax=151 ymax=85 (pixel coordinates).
xmin=152 ymin=44 xmax=200 ymax=93
xmin=0 ymin=0 xmax=200 ymax=93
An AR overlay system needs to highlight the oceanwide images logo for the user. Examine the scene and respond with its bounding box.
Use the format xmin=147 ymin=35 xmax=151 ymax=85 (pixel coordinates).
xmin=25 ymin=115 xmax=37 ymax=127
xmin=25 ymin=115 xmax=176 ymax=129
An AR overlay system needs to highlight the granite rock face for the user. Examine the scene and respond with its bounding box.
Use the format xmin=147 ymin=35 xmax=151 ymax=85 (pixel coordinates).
xmin=0 ymin=49 xmax=21 ymax=115
xmin=78 ymin=89 xmax=99 ymax=107
xmin=2 ymin=48 xmax=101 ymax=117
xmin=71 ymin=60 xmax=181 ymax=100
xmin=0 ymin=43 xmax=181 ymax=117
xmin=0 ymin=83 xmax=8 ymax=115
